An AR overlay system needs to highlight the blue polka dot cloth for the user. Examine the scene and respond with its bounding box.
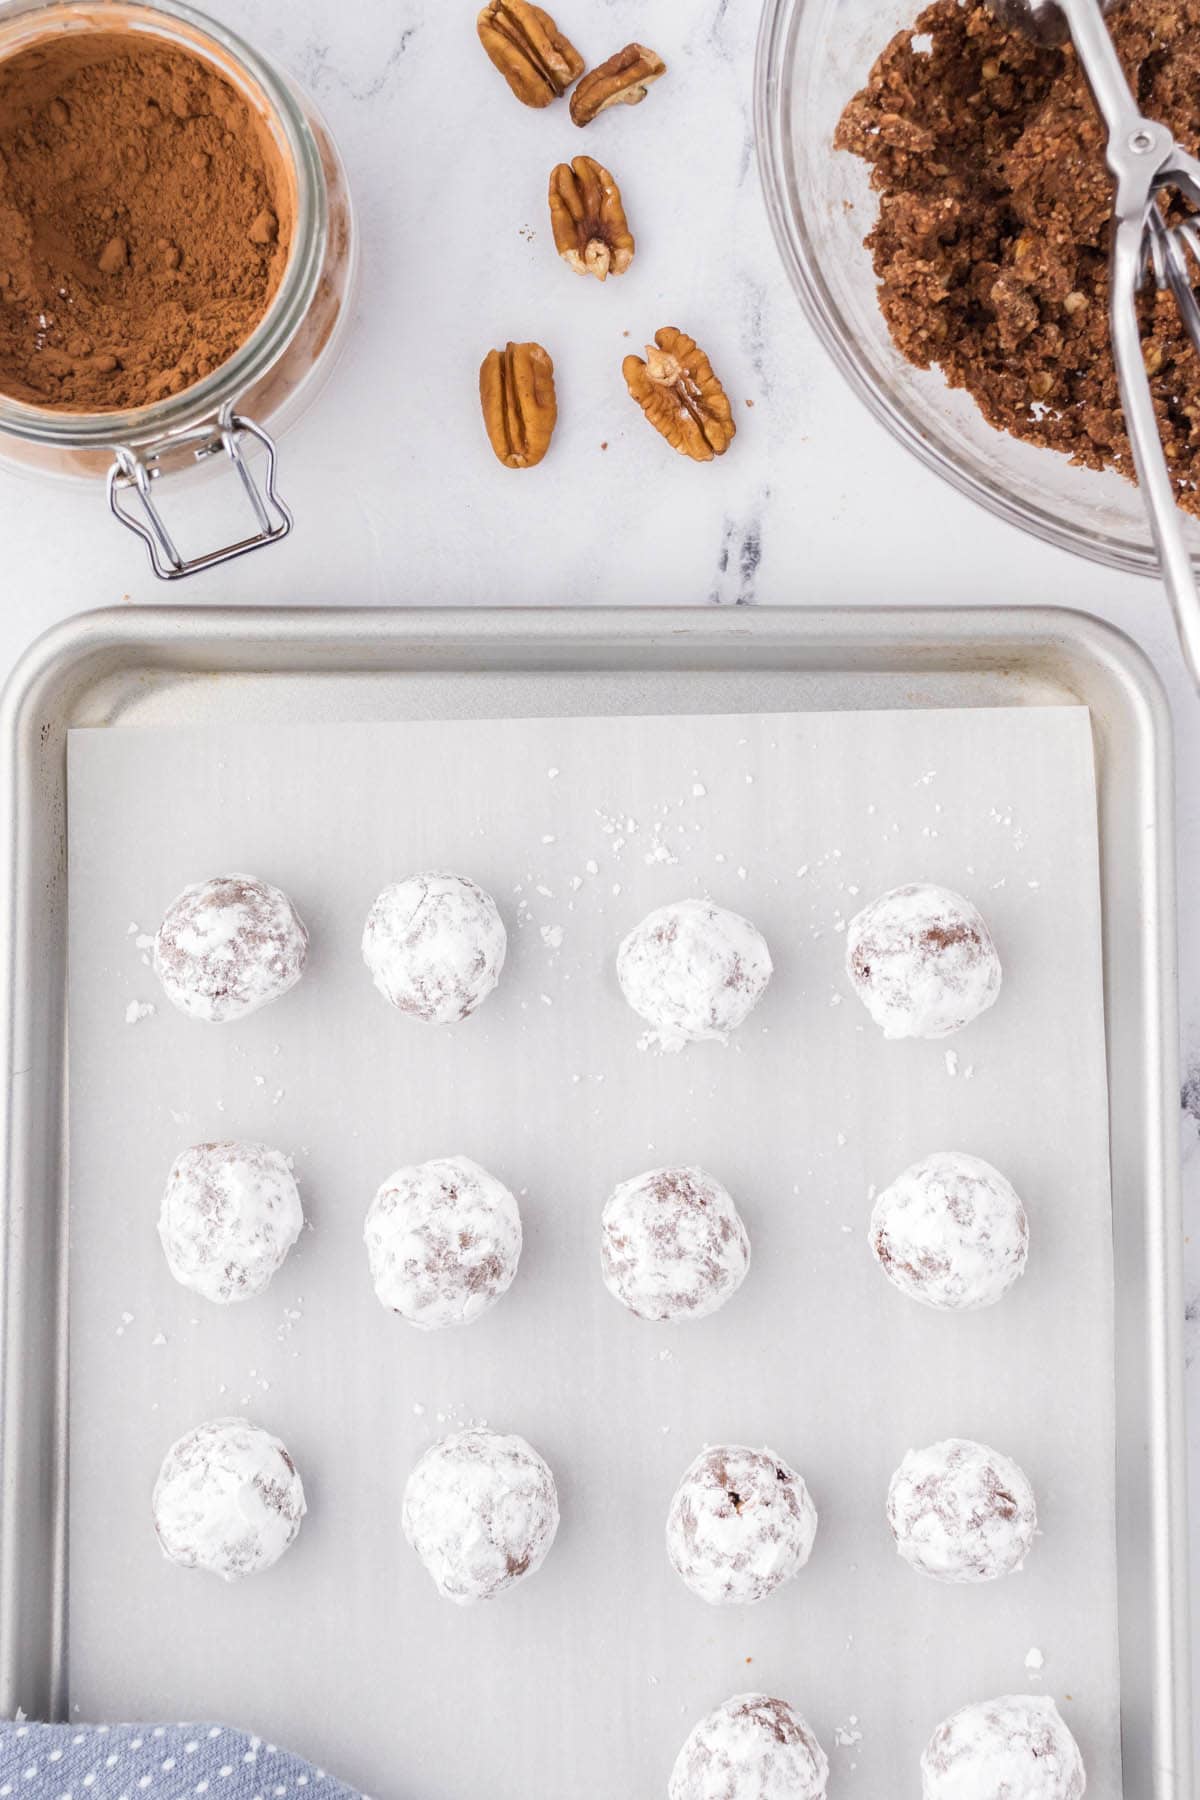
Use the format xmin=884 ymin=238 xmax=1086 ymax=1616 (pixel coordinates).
xmin=0 ymin=1724 xmax=367 ymax=1800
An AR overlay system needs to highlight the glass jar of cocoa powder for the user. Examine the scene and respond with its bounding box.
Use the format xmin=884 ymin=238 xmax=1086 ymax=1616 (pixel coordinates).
xmin=0 ymin=0 xmax=357 ymax=577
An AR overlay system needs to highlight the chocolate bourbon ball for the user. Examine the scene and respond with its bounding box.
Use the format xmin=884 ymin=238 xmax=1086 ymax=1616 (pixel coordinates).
xmin=667 ymin=1445 xmax=817 ymax=1605
xmin=870 ymin=1151 xmax=1029 ymax=1312
xmin=364 ymin=1155 xmax=522 ymax=1329
xmin=672 ymin=1684 xmax=831 ymax=1800
xmin=402 ymin=1427 xmax=559 ymax=1604
xmin=158 ymin=1140 xmax=303 ymax=1305
xmin=617 ymin=899 xmax=773 ymax=1048
xmin=921 ymin=1695 xmax=1086 ymax=1800
xmin=601 ymin=1166 xmax=750 ymax=1322
xmin=152 ymin=1418 xmax=305 ymax=1581
xmin=670 ymin=1694 xmax=829 ymax=1800
xmin=845 ymin=883 xmax=1001 ymax=1039
xmin=154 ymin=874 xmax=308 ymax=1023
xmin=362 ymin=872 xmax=506 ymax=1022
xmin=888 ymin=1438 xmax=1037 ymax=1584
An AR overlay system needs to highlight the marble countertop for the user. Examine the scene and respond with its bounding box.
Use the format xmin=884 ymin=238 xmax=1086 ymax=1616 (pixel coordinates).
xmin=0 ymin=0 xmax=1195 ymax=1775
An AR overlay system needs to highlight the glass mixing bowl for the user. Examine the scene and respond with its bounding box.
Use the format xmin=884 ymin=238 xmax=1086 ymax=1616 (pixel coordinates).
xmin=754 ymin=0 xmax=1200 ymax=577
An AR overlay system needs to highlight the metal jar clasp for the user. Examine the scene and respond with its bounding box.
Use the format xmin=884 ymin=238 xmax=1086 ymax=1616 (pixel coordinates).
xmin=107 ymin=404 xmax=293 ymax=581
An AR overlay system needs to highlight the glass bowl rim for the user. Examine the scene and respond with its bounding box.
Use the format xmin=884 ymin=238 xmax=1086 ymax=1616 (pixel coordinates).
xmin=752 ymin=0 xmax=1163 ymax=582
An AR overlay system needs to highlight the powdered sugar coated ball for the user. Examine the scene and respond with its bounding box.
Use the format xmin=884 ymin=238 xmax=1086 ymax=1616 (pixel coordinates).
xmin=888 ymin=1438 xmax=1037 ymax=1584
xmin=158 ymin=1141 xmax=303 ymax=1305
xmin=845 ymin=884 xmax=1001 ymax=1039
xmin=153 ymin=1418 xmax=305 ymax=1581
xmin=670 ymin=1694 xmax=829 ymax=1800
xmin=870 ymin=1151 xmax=1029 ymax=1311
xmin=601 ymin=1166 xmax=750 ymax=1322
xmin=922 ymin=1695 xmax=1086 ymax=1800
xmin=617 ymin=900 xmax=773 ymax=1049
xmin=362 ymin=873 xmax=506 ymax=1022
xmin=402 ymin=1427 xmax=559 ymax=1604
xmin=667 ymin=1445 xmax=817 ymax=1605
xmin=364 ymin=1155 xmax=521 ymax=1329
xmin=154 ymin=875 xmax=308 ymax=1023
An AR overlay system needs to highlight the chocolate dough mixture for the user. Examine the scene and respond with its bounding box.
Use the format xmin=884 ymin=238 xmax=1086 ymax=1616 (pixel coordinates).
xmin=0 ymin=32 xmax=290 ymax=411
xmin=835 ymin=1 xmax=1200 ymax=513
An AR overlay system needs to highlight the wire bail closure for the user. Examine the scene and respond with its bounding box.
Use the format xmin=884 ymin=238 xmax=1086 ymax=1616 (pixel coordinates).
xmin=107 ymin=405 xmax=293 ymax=580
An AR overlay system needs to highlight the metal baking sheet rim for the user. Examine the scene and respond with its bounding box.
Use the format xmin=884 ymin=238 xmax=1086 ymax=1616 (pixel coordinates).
xmin=0 ymin=603 xmax=1189 ymax=1798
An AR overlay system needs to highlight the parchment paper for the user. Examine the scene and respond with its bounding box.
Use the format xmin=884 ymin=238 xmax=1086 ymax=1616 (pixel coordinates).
xmin=65 ymin=704 xmax=1119 ymax=1800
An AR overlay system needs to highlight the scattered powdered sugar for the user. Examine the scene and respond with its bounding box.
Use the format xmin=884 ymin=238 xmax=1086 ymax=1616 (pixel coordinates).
xmin=124 ymin=1000 xmax=155 ymax=1026
xmin=835 ymin=1717 xmax=864 ymax=1748
xmin=275 ymin=1299 xmax=304 ymax=1344
xmin=1025 ymin=1647 xmax=1045 ymax=1675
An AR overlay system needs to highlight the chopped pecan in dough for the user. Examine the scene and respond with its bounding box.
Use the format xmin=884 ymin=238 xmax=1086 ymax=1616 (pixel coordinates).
xmin=480 ymin=341 xmax=558 ymax=468
xmin=548 ymin=156 xmax=634 ymax=279
xmin=623 ymin=327 xmax=736 ymax=461
xmin=570 ymin=43 xmax=666 ymax=126
xmin=834 ymin=0 xmax=1200 ymax=514
xmin=477 ymin=0 xmax=584 ymax=107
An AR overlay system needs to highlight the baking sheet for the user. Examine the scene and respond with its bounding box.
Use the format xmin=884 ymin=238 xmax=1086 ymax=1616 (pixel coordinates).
xmin=65 ymin=703 xmax=1119 ymax=1800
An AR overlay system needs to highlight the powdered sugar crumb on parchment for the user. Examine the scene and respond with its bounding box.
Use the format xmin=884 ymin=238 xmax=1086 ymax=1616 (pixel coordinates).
xmin=275 ymin=1300 xmax=304 ymax=1344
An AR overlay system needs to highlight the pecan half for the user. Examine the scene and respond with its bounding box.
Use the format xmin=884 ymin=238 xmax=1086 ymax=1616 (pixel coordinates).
xmin=548 ymin=156 xmax=634 ymax=281
xmin=480 ymin=341 xmax=558 ymax=469
xmin=570 ymin=43 xmax=666 ymax=126
xmin=477 ymin=1 xmax=584 ymax=108
xmin=623 ymin=327 xmax=735 ymax=462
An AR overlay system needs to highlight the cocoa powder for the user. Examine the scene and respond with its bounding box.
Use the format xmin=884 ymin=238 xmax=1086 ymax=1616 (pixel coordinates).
xmin=0 ymin=30 xmax=291 ymax=412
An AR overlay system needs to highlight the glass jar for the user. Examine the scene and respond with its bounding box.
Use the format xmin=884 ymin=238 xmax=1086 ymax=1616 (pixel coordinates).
xmin=0 ymin=0 xmax=357 ymax=577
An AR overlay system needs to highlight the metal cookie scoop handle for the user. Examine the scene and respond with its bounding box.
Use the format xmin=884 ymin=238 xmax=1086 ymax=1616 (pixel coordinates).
xmin=991 ymin=0 xmax=1200 ymax=689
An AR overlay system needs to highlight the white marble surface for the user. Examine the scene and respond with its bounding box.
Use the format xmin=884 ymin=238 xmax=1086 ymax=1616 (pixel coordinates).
xmin=0 ymin=0 xmax=1195 ymax=1775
